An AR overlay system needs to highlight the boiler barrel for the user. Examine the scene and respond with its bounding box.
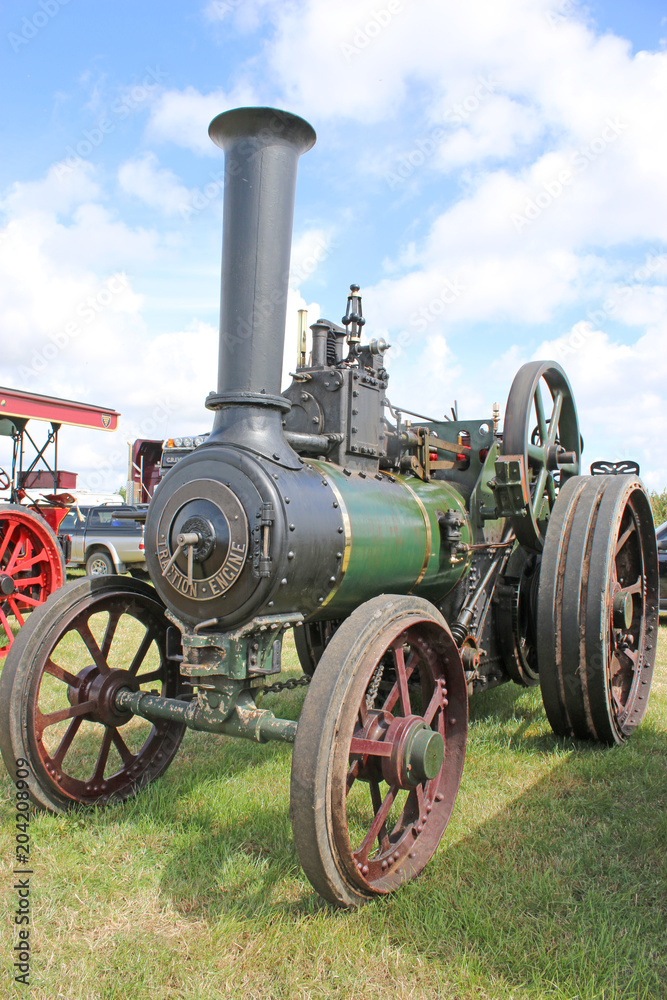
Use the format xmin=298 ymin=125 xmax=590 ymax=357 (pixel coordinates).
xmin=304 ymin=461 xmax=471 ymax=619
xmin=145 ymin=446 xmax=471 ymax=627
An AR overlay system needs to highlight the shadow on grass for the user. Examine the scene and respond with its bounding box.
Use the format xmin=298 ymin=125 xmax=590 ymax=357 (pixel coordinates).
xmin=2 ymin=662 xmax=664 ymax=998
xmin=380 ymin=719 xmax=667 ymax=998
xmin=150 ymin=695 xmax=667 ymax=997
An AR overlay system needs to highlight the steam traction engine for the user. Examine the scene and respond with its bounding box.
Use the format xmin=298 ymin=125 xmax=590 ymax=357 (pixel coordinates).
xmin=0 ymin=109 xmax=658 ymax=908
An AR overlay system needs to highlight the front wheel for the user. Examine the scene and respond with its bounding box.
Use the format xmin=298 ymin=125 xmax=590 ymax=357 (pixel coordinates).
xmin=0 ymin=575 xmax=186 ymax=812
xmin=290 ymin=595 xmax=467 ymax=908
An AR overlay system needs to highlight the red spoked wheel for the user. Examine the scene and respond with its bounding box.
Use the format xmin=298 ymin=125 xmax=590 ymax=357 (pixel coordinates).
xmin=290 ymin=595 xmax=467 ymax=908
xmin=0 ymin=504 xmax=65 ymax=657
xmin=0 ymin=576 xmax=186 ymax=812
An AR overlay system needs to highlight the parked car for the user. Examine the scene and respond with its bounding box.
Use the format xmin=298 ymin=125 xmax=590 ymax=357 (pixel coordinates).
xmin=57 ymin=504 xmax=147 ymax=576
xmin=658 ymin=521 xmax=667 ymax=613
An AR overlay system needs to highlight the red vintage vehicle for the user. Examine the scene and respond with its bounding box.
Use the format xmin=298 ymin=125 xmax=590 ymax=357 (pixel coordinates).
xmin=0 ymin=386 xmax=119 ymax=655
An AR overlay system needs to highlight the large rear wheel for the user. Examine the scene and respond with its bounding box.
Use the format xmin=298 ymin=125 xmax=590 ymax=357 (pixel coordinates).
xmin=537 ymin=475 xmax=658 ymax=743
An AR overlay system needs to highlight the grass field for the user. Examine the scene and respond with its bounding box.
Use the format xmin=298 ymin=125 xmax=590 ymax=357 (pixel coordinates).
xmin=1 ymin=612 xmax=665 ymax=1000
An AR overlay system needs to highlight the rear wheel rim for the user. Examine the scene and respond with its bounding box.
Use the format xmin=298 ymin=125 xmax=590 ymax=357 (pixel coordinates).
xmin=537 ymin=476 xmax=658 ymax=743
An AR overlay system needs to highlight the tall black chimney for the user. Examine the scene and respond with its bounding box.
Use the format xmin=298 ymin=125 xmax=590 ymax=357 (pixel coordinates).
xmin=205 ymin=107 xmax=316 ymax=461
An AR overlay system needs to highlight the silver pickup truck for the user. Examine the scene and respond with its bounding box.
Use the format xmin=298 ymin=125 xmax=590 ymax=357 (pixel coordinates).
xmin=57 ymin=504 xmax=147 ymax=576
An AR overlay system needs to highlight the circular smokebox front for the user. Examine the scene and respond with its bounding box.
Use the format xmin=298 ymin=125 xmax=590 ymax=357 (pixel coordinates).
xmin=145 ymin=468 xmax=278 ymax=627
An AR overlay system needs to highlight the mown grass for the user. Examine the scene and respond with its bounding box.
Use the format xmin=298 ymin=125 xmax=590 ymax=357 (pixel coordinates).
xmin=1 ymin=618 xmax=665 ymax=1000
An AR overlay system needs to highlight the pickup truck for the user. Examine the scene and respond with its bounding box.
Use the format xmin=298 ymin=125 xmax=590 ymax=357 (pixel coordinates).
xmin=57 ymin=504 xmax=147 ymax=576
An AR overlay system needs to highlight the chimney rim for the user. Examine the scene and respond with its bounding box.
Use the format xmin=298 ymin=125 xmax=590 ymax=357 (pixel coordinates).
xmin=208 ymin=106 xmax=316 ymax=156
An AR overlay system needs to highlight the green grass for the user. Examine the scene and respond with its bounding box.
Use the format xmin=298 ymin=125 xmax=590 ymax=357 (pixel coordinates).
xmin=1 ymin=621 xmax=666 ymax=1000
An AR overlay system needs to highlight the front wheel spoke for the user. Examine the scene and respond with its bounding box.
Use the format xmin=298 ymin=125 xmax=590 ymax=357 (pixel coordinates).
xmin=101 ymin=608 xmax=124 ymax=659
xmin=349 ymin=736 xmax=392 ymax=758
xmin=44 ymin=657 xmax=82 ymax=689
xmin=356 ymin=783 xmax=398 ymax=864
xmin=423 ymin=683 xmax=445 ymax=726
xmin=415 ymin=783 xmax=425 ymax=814
xmin=135 ymin=668 xmax=164 ymax=686
xmin=91 ymin=728 xmax=113 ymax=782
xmin=369 ymin=781 xmax=388 ymax=851
xmin=77 ymin=621 xmax=109 ymax=674
xmin=51 ymin=716 xmax=83 ymax=767
xmin=128 ymin=628 xmax=155 ymax=676
xmin=393 ymin=643 xmax=411 ymax=715
xmin=111 ymin=729 xmax=137 ymax=767
xmin=346 ymin=758 xmax=361 ymax=793
xmin=37 ymin=700 xmax=96 ymax=731
xmin=381 ymin=649 xmax=415 ymax=715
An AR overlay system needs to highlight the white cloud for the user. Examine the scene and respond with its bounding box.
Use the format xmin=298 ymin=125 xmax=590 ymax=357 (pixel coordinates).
xmin=1 ymin=159 xmax=100 ymax=217
xmin=146 ymin=84 xmax=258 ymax=154
xmin=532 ymin=322 xmax=667 ymax=489
xmin=118 ymin=153 xmax=192 ymax=216
xmin=205 ymin=0 xmax=277 ymax=33
xmin=289 ymin=226 xmax=337 ymax=288
xmin=3 ymin=0 xmax=667 ymax=487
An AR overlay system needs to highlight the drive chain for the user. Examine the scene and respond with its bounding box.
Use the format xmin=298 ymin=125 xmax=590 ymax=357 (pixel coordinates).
xmin=260 ymin=674 xmax=311 ymax=695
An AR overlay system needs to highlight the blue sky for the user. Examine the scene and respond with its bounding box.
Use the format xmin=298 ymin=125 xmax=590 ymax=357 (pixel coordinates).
xmin=0 ymin=0 xmax=665 ymax=493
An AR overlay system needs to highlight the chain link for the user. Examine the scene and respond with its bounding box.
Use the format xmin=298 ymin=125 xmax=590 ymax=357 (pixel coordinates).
xmin=259 ymin=674 xmax=312 ymax=695
xmin=365 ymin=663 xmax=384 ymax=709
